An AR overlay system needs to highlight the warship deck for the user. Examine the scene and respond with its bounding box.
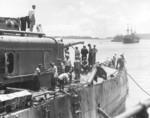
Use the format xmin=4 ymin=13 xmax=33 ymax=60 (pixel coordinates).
xmin=31 ymin=66 xmax=118 ymax=99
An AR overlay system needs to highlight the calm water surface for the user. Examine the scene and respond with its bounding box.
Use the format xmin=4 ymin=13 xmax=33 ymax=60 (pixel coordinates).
xmin=64 ymin=39 xmax=150 ymax=114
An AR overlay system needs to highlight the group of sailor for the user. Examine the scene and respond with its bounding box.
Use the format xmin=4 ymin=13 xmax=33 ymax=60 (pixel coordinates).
xmin=64 ymin=44 xmax=98 ymax=77
xmin=33 ymin=44 xmax=125 ymax=92
xmin=33 ymin=62 xmax=72 ymax=92
xmin=65 ymin=44 xmax=98 ymax=68
xmin=103 ymin=53 xmax=126 ymax=70
xmin=33 ymin=44 xmax=98 ymax=92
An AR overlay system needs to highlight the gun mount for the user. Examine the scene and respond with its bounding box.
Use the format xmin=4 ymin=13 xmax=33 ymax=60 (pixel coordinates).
xmin=64 ymin=41 xmax=84 ymax=48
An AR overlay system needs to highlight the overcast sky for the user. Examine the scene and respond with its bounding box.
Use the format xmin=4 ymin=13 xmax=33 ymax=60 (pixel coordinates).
xmin=0 ymin=0 xmax=150 ymax=38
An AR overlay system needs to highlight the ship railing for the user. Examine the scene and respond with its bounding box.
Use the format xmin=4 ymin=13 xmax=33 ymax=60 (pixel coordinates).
xmin=0 ymin=29 xmax=45 ymax=37
xmin=114 ymin=98 xmax=150 ymax=118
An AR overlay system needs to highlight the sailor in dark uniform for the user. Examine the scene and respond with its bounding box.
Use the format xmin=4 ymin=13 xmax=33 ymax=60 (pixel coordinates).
xmin=94 ymin=63 xmax=107 ymax=82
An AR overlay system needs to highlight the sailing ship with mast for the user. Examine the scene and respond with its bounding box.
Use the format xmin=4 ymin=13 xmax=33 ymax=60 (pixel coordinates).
xmin=122 ymin=24 xmax=140 ymax=44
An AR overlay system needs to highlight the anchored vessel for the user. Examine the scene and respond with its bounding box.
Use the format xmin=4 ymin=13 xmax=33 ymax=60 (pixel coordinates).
xmin=123 ymin=25 xmax=140 ymax=44
xmin=122 ymin=34 xmax=140 ymax=44
xmin=111 ymin=35 xmax=123 ymax=42
xmin=0 ymin=17 xmax=128 ymax=118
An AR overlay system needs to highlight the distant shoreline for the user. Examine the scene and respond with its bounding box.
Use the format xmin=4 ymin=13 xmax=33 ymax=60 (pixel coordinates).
xmin=106 ymin=34 xmax=150 ymax=40
xmin=54 ymin=36 xmax=104 ymax=40
xmin=53 ymin=33 xmax=150 ymax=40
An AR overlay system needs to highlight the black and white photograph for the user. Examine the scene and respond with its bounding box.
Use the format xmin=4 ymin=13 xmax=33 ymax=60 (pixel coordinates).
xmin=0 ymin=0 xmax=150 ymax=118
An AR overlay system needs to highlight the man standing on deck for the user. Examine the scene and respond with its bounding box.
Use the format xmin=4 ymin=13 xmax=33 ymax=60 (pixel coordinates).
xmin=33 ymin=64 xmax=42 ymax=91
xmin=64 ymin=54 xmax=72 ymax=73
xmin=57 ymin=58 xmax=65 ymax=74
xmin=74 ymin=56 xmax=81 ymax=81
xmin=88 ymin=44 xmax=93 ymax=67
xmin=116 ymin=55 xmax=125 ymax=70
xmin=75 ymin=47 xmax=80 ymax=59
xmin=112 ymin=54 xmax=117 ymax=68
xmin=81 ymin=57 xmax=89 ymax=74
xmin=48 ymin=62 xmax=58 ymax=91
xmin=92 ymin=45 xmax=98 ymax=64
xmin=28 ymin=5 xmax=36 ymax=32
xmin=81 ymin=45 xmax=88 ymax=60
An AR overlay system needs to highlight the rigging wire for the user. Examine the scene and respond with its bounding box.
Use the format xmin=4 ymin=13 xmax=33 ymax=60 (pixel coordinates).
xmin=127 ymin=72 xmax=150 ymax=97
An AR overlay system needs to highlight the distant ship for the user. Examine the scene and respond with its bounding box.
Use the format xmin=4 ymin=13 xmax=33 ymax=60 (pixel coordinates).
xmin=111 ymin=35 xmax=123 ymax=42
xmin=122 ymin=25 xmax=140 ymax=44
xmin=122 ymin=33 xmax=140 ymax=44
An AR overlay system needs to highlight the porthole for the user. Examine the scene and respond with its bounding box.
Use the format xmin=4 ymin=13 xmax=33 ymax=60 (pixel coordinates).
xmin=7 ymin=53 xmax=14 ymax=74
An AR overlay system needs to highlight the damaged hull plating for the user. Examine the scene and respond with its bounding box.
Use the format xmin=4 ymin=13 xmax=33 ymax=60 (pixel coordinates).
xmin=0 ymin=28 xmax=128 ymax=118
xmin=4 ymin=69 xmax=128 ymax=118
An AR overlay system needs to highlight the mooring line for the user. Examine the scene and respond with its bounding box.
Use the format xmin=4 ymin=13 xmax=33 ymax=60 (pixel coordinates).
xmin=127 ymin=72 xmax=150 ymax=97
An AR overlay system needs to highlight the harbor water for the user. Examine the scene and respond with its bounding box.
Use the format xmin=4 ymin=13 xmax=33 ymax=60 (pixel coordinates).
xmin=64 ymin=39 xmax=150 ymax=114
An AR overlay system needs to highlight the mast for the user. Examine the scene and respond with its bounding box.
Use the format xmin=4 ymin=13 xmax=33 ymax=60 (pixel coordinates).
xmin=127 ymin=24 xmax=130 ymax=35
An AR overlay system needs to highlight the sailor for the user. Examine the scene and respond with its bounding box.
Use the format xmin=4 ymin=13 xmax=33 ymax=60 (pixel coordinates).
xmin=33 ymin=64 xmax=42 ymax=91
xmin=57 ymin=71 xmax=72 ymax=91
xmin=116 ymin=55 xmax=125 ymax=70
xmin=74 ymin=56 xmax=81 ymax=81
xmin=88 ymin=44 xmax=93 ymax=67
xmin=94 ymin=63 xmax=107 ymax=82
xmin=75 ymin=47 xmax=80 ymax=59
xmin=112 ymin=54 xmax=117 ymax=68
xmin=81 ymin=45 xmax=88 ymax=60
xmin=28 ymin=5 xmax=36 ymax=32
xmin=64 ymin=47 xmax=70 ymax=56
xmin=91 ymin=45 xmax=98 ymax=64
xmin=48 ymin=62 xmax=58 ymax=91
xmin=121 ymin=53 xmax=126 ymax=63
xmin=64 ymin=54 xmax=72 ymax=73
xmin=57 ymin=58 xmax=65 ymax=74
xmin=81 ymin=57 xmax=89 ymax=74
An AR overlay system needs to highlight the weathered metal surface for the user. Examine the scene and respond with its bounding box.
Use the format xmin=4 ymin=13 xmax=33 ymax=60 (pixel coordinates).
xmin=0 ymin=36 xmax=64 ymax=86
xmin=2 ymin=69 xmax=128 ymax=118
xmin=0 ymin=36 xmax=63 ymax=50
xmin=0 ymin=30 xmax=128 ymax=118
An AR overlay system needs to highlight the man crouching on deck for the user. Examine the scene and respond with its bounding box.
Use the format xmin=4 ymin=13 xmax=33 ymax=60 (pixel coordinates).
xmin=57 ymin=71 xmax=72 ymax=91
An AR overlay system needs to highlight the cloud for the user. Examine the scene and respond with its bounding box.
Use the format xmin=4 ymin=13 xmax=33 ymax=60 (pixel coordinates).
xmin=79 ymin=1 xmax=98 ymax=16
xmin=71 ymin=18 xmax=96 ymax=36
xmin=44 ymin=24 xmax=81 ymax=36
xmin=1 ymin=0 xmax=150 ymax=37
